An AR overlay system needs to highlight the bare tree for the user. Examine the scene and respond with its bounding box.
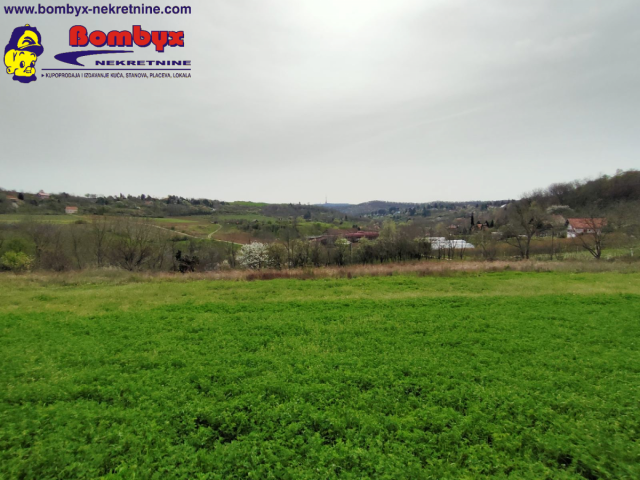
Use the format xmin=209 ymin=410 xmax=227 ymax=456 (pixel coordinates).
xmin=457 ymin=238 xmax=469 ymax=260
xmin=148 ymin=231 xmax=173 ymax=271
xmin=41 ymin=226 xmax=69 ymax=271
xmin=69 ymin=224 xmax=86 ymax=269
xmin=310 ymin=239 xmax=323 ymax=267
xmin=225 ymin=241 xmax=238 ymax=268
xmin=501 ymin=199 xmax=546 ymax=259
xmin=281 ymin=226 xmax=298 ymax=268
xmin=444 ymin=231 xmax=456 ymax=260
xmin=333 ymin=238 xmax=350 ymax=266
xmin=22 ymin=220 xmax=55 ymax=266
xmin=472 ymin=230 xmax=498 ymax=260
xmin=544 ymin=215 xmax=567 ymax=260
xmin=574 ymin=216 xmax=609 ymax=260
xmin=91 ymin=216 xmax=110 ymax=267
xmin=431 ymin=223 xmax=447 ymax=260
xmin=109 ymin=218 xmax=157 ymax=271
xmin=609 ymin=201 xmax=640 ymax=256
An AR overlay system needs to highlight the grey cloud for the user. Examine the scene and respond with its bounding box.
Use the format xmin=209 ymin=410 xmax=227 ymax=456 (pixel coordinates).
xmin=1 ymin=0 xmax=639 ymax=203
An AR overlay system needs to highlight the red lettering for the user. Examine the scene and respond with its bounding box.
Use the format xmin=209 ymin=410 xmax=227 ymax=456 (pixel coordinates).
xmin=89 ymin=30 xmax=107 ymax=47
xmin=151 ymin=31 xmax=168 ymax=52
xmin=133 ymin=25 xmax=151 ymax=47
xmin=70 ymin=25 xmax=88 ymax=47
xmin=168 ymin=31 xmax=184 ymax=47
xmin=107 ymin=31 xmax=133 ymax=47
xmin=69 ymin=26 xmax=184 ymax=51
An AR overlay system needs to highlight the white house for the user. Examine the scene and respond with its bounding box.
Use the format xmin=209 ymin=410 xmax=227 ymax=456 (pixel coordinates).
xmin=427 ymin=237 xmax=475 ymax=250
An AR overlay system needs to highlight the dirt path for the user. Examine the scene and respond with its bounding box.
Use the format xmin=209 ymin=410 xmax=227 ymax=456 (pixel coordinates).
xmin=152 ymin=223 xmax=244 ymax=246
xmin=150 ymin=224 xmax=200 ymax=239
xmin=207 ymin=224 xmax=222 ymax=239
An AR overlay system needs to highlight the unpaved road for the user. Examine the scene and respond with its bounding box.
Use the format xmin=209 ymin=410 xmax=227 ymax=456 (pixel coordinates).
xmin=152 ymin=223 xmax=243 ymax=246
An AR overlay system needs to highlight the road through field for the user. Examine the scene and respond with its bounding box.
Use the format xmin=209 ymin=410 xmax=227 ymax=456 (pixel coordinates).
xmin=207 ymin=224 xmax=222 ymax=239
xmin=151 ymin=223 xmax=243 ymax=246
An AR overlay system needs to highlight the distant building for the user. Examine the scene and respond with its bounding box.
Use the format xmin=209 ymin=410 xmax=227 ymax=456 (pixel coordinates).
xmin=65 ymin=206 xmax=78 ymax=214
xmin=567 ymin=218 xmax=606 ymax=238
xmin=6 ymin=195 xmax=19 ymax=203
xmin=428 ymin=237 xmax=475 ymax=250
xmin=37 ymin=190 xmax=50 ymax=200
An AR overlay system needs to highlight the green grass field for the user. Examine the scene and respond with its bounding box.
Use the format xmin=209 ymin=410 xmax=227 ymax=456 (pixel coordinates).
xmin=1 ymin=272 xmax=639 ymax=479
xmin=0 ymin=214 xmax=91 ymax=224
xmin=0 ymin=215 xmax=204 ymax=226
xmin=150 ymin=217 xmax=201 ymax=224
xmin=212 ymin=214 xmax=274 ymax=221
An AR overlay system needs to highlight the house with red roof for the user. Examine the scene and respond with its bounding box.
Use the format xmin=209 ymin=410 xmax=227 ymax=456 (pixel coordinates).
xmin=567 ymin=218 xmax=606 ymax=238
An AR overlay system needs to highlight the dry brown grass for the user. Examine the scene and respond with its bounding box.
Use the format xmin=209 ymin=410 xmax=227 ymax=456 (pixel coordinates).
xmin=2 ymin=258 xmax=640 ymax=287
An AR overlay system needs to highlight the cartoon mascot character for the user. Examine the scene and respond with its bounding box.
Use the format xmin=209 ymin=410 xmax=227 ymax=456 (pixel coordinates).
xmin=4 ymin=24 xmax=43 ymax=84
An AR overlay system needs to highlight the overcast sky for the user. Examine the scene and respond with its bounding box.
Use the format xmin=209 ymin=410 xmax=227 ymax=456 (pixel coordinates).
xmin=1 ymin=0 xmax=639 ymax=204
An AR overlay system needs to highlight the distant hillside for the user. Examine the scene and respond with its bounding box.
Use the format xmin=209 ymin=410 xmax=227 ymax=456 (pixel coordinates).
xmin=538 ymin=170 xmax=640 ymax=210
xmin=0 ymin=190 xmax=347 ymax=222
xmin=3 ymin=169 xmax=636 ymax=222
xmin=328 ymin=200 xmax=508 ymax=216
xmin=314 ymin=203 xmax=352 ymax=210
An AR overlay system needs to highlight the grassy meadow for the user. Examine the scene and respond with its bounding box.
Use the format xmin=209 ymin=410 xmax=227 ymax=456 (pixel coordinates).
xmin=0 ymin=214 xmax=91 ymax=224
xmin=1 ymin=271 xmax=639 ymax=479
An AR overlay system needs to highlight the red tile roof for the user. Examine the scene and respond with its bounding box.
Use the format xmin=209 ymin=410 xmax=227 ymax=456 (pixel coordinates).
xmin=568 ymin=218 xmax=606 ymax=230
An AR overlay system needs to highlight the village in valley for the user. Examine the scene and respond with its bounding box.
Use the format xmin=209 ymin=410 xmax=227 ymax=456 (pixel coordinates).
xmin=0 ymin=170 xmax=635 ymax=273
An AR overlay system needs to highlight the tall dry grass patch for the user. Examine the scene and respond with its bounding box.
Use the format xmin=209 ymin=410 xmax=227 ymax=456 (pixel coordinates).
xmin=2 ymin=258 xmax=640 ymax=287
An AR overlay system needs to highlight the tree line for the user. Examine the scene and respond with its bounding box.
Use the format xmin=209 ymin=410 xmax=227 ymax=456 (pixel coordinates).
xmin=0 ymin=218 xmax=228 ymax=273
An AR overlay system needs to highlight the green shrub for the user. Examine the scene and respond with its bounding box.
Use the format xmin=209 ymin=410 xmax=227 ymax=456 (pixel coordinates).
xmin=0 ymin=251 xmax=33 ymax=272
xmin=5 ymin=238 xmax=30 ymax=254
